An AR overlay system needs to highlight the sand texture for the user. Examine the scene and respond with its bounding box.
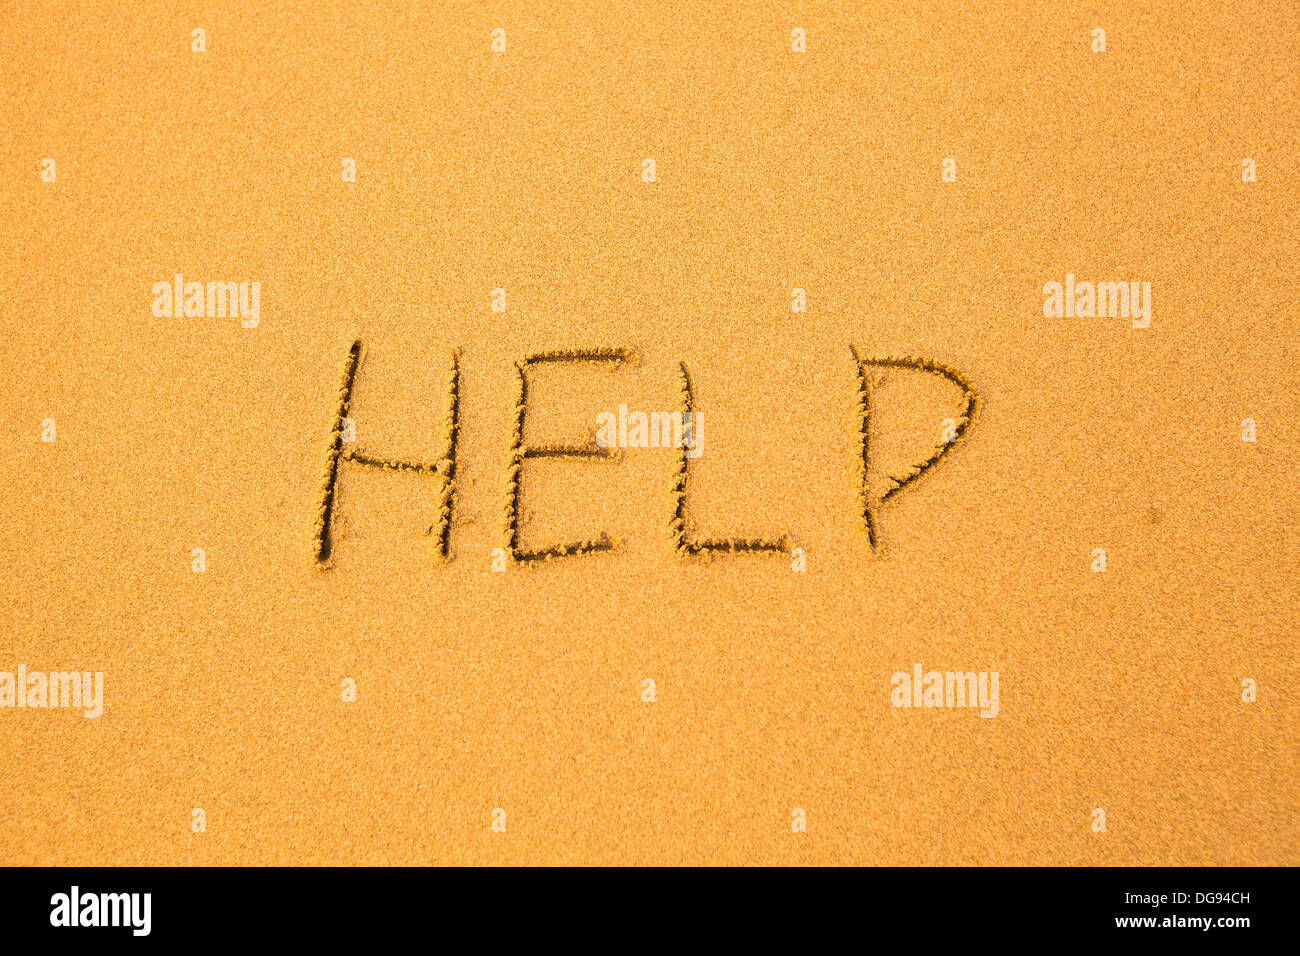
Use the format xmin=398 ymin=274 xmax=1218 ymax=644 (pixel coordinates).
xmin=1 ymin=1 xmax=1296 ymax=865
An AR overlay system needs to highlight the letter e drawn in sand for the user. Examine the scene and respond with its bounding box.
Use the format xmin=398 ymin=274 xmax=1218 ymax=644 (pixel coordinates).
xmin=503 ymin=348 xmax=632 ymax=562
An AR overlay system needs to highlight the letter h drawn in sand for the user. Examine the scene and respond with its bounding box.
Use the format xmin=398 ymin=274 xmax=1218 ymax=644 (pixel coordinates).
xmin=313 ymin=339 xmax=459 ymax=566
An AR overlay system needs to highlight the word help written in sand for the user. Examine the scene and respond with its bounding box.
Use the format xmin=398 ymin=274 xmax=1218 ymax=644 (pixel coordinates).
xmin=312 ymin=342 xmax=979 ymax=566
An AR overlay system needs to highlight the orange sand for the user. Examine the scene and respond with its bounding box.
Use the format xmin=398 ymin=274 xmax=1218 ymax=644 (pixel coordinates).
xmin=1 ymin=1 xmax=1296 ymax=865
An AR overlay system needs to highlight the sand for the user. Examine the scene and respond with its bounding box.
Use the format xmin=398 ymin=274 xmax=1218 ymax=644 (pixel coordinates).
xmin=1 ymin=0 xmax=1296 ymax=865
